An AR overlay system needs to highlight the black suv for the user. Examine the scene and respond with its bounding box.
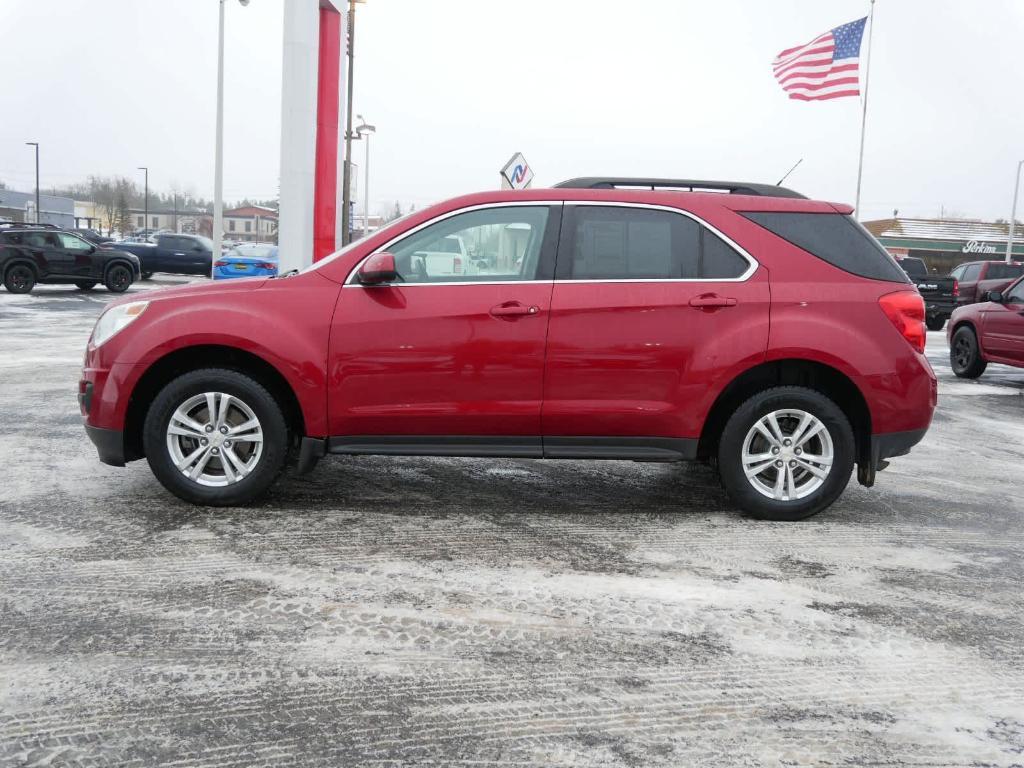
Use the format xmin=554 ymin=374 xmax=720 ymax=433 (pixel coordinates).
xmin=1 ymin=223 xmax=140 ymax=294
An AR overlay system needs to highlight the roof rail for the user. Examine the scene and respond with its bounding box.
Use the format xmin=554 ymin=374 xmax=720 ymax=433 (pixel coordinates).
xmin=0 ymin=221 xmax=61 ymax=229
xmin=552 ymin=177 xmax=807 ymax=199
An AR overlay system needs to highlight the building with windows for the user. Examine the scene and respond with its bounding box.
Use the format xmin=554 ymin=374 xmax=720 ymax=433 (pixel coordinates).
xmin=0 ymin=189 xmax=74 ymax=228
xmin=224 ymin=205 xmax=278 ymax=243
xmin=863 ymin=217 xmax=1024 ymax=275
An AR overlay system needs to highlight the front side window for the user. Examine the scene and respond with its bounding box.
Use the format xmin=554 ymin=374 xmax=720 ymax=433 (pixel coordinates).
xmin=559 ymin=206 xmax=749 ymax=280
xmin=375 ymin=205 xmax=553 ymax=283
xmin=58 ymin=233 xmax=91 ymax=250
xmin=1006 ymin=278 xmax=1024 ymax=304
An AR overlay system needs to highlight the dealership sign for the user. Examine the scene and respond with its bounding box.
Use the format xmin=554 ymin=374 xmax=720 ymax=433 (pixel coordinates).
xmin=962 ymin=240 xmax=999 ymax=254
xmin=501 ymin=153 xmax=534 ymax=190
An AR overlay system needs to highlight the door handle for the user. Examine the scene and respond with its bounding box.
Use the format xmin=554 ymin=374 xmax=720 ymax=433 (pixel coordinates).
xmin=490 ymin=303 xmax=539 ymax=318
xmin=689 ymin=295 xmax=737 ymax=308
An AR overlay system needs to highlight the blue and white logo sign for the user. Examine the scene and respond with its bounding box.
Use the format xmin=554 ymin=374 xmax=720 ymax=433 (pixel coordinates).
xmin=500 ymin=152 xmax=534 ymax=190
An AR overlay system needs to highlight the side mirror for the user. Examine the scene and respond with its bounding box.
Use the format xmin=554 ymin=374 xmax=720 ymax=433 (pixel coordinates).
xmin=986 ymin=290 xmax=1004 ymax=303
xmin=356 ymin=252 xmax=399 ymax=285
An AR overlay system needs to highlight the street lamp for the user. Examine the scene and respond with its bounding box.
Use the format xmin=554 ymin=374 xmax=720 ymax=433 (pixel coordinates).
xmin=138 ymin=166 xmax=148 ymax=237
xmin=341 ymin=0 xmax=367 ymax=246
xmin=25 ymin=142 xmax=39 ymax=224
xmin=1006 ymin=159 xmax=1023 ymax=264
xmin=213 ymin=0 xmax=250 ymax=273
xmin=355 ymin=114 xmax=375 ymax=239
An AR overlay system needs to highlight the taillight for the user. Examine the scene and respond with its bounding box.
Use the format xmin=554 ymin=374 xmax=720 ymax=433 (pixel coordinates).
xmin=879 ymin=290 xmax=926 ymax=353
xmin=215 ymin=260 xmax=228 ymax=267
xmin=952 ymin=279 xmax=959 ymax=298
xmin=453 ymin=256 xmax=463 ymax=274
xmin=256 ymin=262 xmax=275 ymax=270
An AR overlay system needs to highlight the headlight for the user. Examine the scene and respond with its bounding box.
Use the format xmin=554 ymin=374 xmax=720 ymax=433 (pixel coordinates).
xmin=90 ymin=301 xmax=149 ymax=347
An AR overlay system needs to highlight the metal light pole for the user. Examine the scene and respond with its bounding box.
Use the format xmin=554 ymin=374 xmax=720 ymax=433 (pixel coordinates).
xmin=25 ymin=142 xmax=39 ymax=223
xmin=341 ymin=0 xmax=366 ymax=246
xmin=1005 ymin=159 xmax=1023 ymax=264
xmin=213 ymin=0 xmax=250 ymax=274
xmin=138 ymin=166 xmax=148 ymax=237
xmin=356 ymin=115 xmax=375 ymax=238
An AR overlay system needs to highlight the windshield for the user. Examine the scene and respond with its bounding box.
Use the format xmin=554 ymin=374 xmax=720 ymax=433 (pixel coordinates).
xmin=302 ymin=209 xmax=420 ymax=273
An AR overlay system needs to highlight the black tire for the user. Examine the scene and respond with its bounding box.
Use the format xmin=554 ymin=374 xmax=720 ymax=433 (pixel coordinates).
xmin=717 ymin=386 xmax=855 ymax=521
xmin=143 ymin=368 xmax=290 ymax=506
xmin=4 ymin=264 xmax=36 ymax=294
xmin=141 ymin=272 xmax=153 ymax=280
xmin=75 ymin=281 xmax=97 ymax=291
xmin=104 ymin=264 xmax=133 ymax=293
xmin=925 ymin=315 xmax=946 ymax=331
xmin=950 ymin=326 xmax=987 ymax=379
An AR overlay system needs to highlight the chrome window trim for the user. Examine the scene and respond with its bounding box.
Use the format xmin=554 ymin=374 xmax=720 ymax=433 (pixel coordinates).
xmin=342 ymin=200 xmax=758 ymax=287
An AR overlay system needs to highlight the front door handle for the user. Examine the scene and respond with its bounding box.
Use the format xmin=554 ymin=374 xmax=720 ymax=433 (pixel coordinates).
xmin=689 ymin=295 xmax=737 ymax=308
xmin=490 ymin=302 xmax=539 ymax=318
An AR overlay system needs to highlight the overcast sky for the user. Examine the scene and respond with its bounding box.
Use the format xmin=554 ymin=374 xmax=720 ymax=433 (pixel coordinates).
xmin=1 ymin=0 xmax=1022 ymax=221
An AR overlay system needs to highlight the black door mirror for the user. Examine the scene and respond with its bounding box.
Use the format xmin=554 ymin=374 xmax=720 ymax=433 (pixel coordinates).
xmin=986 ymin=290 xmax=1003 ymax=303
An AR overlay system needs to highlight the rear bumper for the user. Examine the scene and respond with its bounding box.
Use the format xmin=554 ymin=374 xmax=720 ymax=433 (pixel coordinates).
xmin=85 ymin=424 xmax=126 ymax=467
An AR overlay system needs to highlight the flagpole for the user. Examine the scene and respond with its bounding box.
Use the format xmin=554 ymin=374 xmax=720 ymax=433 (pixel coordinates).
xmin=853 ymin=0 xmax=876 ymax=220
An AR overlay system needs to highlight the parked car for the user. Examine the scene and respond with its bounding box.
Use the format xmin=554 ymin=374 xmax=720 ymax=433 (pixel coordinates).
xmin=1 ymin=223 xmax=139 ymax=294
xmin=80 ymin=177 xmax=936 ymax=520
xmin=113 ymin=233 xmax=213 ymax=279
xmin=948 ymin=276 xmax=1024 ymax=378
xmin=73 ymin=228 xmax=114 ymax=245
xmin=214 ymin=244 xmax=279 ymax=280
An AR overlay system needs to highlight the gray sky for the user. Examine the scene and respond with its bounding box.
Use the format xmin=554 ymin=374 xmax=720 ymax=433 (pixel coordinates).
xmin=1 ymin=0 xmax=1022 ymax=221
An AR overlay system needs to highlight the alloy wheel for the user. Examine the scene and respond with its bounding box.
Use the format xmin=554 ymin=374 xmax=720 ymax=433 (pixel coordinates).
xmin=165 ymin=392 xmax=264 ymax=487
xmin=741 ymin=409 xmax=834 ymax=502
xmin=953 ymin=336 xmax=971 ymax=370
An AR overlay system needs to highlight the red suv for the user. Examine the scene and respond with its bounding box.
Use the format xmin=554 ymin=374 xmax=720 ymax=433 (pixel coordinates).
xmin=80 ymin=178 xmax=936 ymax=520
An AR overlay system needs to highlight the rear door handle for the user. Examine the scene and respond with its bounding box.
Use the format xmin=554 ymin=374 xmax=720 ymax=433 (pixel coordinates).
xmin=689 ymin=295 xmax=737 ymax=308
xmin=490 ymin=302 xmax=539 ymax=318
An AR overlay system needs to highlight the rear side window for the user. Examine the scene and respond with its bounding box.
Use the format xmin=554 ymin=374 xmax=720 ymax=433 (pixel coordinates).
xmin=742 ymin=211 xmax=908 ymax=283
xmin=985 ymin=263 xmax=1024 ymax=280
xmin=560 ymin=206 xmax=750 ymax=280
xmin=961 ymin=263 xmax=982 ymax=282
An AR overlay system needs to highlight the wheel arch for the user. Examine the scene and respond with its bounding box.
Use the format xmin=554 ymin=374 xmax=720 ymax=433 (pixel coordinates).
xmin=698 ymin=358 xmax=872 ymax=467
xmin=123 ymin=344 xmax=306 ymax=462
xmin=3 ymin=257 xmax=40 ymax=279
xmin=103 ymin=258 xmax=136 ymax=280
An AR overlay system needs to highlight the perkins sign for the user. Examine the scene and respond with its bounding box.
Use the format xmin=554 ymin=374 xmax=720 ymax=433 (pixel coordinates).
xmin=962 ymin=240 xmax=999 ymax=254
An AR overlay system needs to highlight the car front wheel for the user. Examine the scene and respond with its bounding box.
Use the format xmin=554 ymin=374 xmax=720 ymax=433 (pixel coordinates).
xmin=925 ymin=315 xmax=945 ymax=331
xmin=105 ymin=264 xmax=133 ymax=293
xmin=717 ymin=387 xmax=855 ymax=521
xmin=4 ymin=264 xmax=36 ymax=293
xmin=143 ymin=369 xmax=290 ymax=505
xmin=950 ymin=326 xmax=987 ymax=379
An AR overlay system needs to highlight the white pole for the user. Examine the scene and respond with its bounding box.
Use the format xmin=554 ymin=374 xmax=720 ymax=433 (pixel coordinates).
xmin=853 ymin=0 xmax=876 ymax=220
xmin=212 ymin=0 xmax=226 ymax=276
xmin=363 ymin=132 xmax=370 ymax=239
xmin=1006 ymin=160 xmax=1023 ymax=264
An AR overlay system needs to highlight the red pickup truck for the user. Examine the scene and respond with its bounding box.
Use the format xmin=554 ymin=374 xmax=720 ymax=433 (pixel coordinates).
xmin=916 ymin=260 xmax=1024 ymax=330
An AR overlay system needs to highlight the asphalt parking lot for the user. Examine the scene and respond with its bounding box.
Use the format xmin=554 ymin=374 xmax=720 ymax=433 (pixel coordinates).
xmin=1 ymin=282 xmax=1023 ymax=767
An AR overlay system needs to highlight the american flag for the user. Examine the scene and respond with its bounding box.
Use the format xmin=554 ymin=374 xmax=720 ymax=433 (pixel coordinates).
xmin=773 ymin=17 xmax=867 ymax=101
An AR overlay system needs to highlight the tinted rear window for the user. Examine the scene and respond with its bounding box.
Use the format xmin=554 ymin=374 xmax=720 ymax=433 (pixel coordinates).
xmin=985 ymin=263 xmax=1024 ymax=280
xmin=742 ymin=212 xmax=908 ymax=283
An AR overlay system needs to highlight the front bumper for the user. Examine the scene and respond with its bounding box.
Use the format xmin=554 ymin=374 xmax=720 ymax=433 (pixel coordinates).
xmin=85 ymin=424 xmax=126 ymax=467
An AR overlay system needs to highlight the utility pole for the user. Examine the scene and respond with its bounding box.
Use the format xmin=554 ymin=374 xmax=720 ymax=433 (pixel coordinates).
xmin=1006 ymin=160 xmax=1023 ymax=264
xmin=25 ymin=142 xmax=39 ymax=223
xmin=138 ymin=167 xmax=149 ymax=236
xmin=340 ymin=0 xmax=362 ymax=246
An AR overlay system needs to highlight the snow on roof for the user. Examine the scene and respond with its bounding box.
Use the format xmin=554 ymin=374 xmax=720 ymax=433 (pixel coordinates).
xmin=863 ymin=217 xmax=1020 ymax=243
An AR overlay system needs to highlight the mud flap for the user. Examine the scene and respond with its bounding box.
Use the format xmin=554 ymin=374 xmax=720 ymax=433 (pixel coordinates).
xmin=296 ymin=437 xmax=327 ymax=475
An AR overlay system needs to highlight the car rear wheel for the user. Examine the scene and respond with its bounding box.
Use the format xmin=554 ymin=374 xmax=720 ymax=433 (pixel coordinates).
xmin=75 ymin=281 xmax=97 ymax=291
xmin=4 ymin=264 xmax=36 ymax=294
xmin=950 ymin=326 xmax=987 ymax=379
xmin=925 ymin=315 xmax=945 ymax=331
xmin=143 ymin=368 xmax=289 ymax=506
xmin=717 ymin=387 xmax=854 ymax=521
xmin=105 ymin=264 xmax=133 ymax=293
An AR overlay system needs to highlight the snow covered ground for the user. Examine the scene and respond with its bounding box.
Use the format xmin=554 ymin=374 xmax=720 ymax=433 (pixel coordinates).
xmin=1 ymin=283 xmax=1022 ymax=766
